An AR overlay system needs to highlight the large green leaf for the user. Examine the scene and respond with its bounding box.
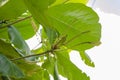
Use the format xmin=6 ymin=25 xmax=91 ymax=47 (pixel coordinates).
xmin=23 ymin=0 xmax=49 ymax=12
xmin=14 ymin=18 xmax=37 ymax=39
xmin=0 ymin=54 xmax=24 ymax=78
xmin=23 ymin=0 xmax=49 ymax=25
xmin=47 ymin=3 xmax=101 ymax=51
xmin=56 ymin=50 xmax=90 ymax=80
xmin=79 ymin=51 xmax=95 ymax=67
xmin=0 ymin=0 xmax=26 ymax=20
xmin=8 ymin=26 xmax=32 ymax=59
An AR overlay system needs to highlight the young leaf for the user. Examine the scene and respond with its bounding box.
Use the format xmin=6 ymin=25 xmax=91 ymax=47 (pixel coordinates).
xmin=8 ymin=26 xmax=33 ymax=60
xmin=79 ymin=51 xmax=95 ymax=67
xmin=56 ymin=51 xmax=90 ymax=80
xmin=0 ymin=54 xmax=24 ymax=78
xmin=47 ymin=3 xmax=101 ymax=51
xmin=0 ymin=0 xmax=26 ymax=20
xmin=44 ymin=27 xmax=59 ymax=44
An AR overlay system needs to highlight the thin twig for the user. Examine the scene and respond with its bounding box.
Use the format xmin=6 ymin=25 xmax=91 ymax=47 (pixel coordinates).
xmin=11 ymin=49 xmax=52 ymax=61
xmin=1 ymin=16 xmax=32 ymax=29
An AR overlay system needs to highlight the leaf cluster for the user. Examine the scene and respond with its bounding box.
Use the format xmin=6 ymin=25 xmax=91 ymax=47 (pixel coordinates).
xmin=0 ymin=0 xmax=101 ymax=80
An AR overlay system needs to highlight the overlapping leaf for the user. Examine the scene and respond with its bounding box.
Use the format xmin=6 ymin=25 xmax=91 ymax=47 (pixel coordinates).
xmin=14 ymin=18 xmax=37 ymax=39
xmin=23 ymin=0 xmax=58 ymax=44
xmin=8 ymin=26 xmax=33 ymax=60
xmin=42 ymin=55 xmax=55 ymax=75
xmin=0 ymin=54 xmax=24 ymax=78
xmin=0 ymin=39 xmax=46 ymax=80
xmin=42 ymin=55 xmax=60 ymax=80
xmin=23 ymin=0 xmax=49 ymax=25
xmin=0 ymin=0 xmax=26 ymax=20
xmin=56 ymin=51 xmax=90 ymax=80
xmin=0 ymin=39 xmax=20 ymax=58
xmin=25 ymin=70 xmax=50 ymax=80
xmin=44 ymin=27 xmax=59 ymax=44
xmin=47 ymin=3 xmax=101 ymax=51
xmin=0 ymin=17 xmax=38 ymax=40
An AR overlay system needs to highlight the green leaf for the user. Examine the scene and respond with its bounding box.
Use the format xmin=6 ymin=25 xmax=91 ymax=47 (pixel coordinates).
xmin=0 ymin=17 xmax=38 ymax=40
xmin=0 ymin=28 xmax=8 ymax=40
xmin=0 ymin=39 xmax=20 ymax=59
xmin=0 ymin=0 xmax=8 ymax=7
xmin=0 ymin=54 xmax=24 ymax=78
xmin=44 ymin=27 xmax=59 ymax=44
xmin=42 ymin=55 xmax=60 ymax=80
xmin=28 ymin=70 xmax=50 ymax=80
xmin=18 ymin=69 xmax=50 ymax=80
xmin=0 ymin=76 xmax=10 ymax=80
xmin=14 ymin=60 xmax=42 ymax=78
xmin=23 ymin=0 xmax=49 ymax=12
xmin=23 ymin=0 xmax=49 ymax=25
xmin=54 ymin=61 xmax=60 ymax=80
xmin=23 ymin=0 xmax=59 ymax=43
xmin=79 ymin=51 xmax=95 ymax=67
xmin=8 ymin=26 xmax=33 ymax=60
xmin=42 ymin=55 xmax=55 ymax=76
xmin=49 ymin=0 xmax=56 ymax=5
xmin=67 ymin=0 xmax=88 ymax=4
xmin=56 ymin=50 xmax=90 ymax=80
xmin=51 ymin=0 xmax=88 ymax=6
xmin=47 ymin=3 xmax=101 ymax=51
xmin=14 ymin=18 xmax=37 ymax=39
xmin=0 ymin=0 xmax=26 ymax=20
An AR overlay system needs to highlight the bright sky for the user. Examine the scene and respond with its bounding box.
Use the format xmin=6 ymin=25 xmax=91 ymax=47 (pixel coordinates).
xmin=26 ymin=0 xmax=120 ymax=80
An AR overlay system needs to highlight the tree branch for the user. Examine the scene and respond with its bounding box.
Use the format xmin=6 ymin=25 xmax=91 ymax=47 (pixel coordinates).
xmin=0 ymin=16 xmax=32 ymax=29
xmin=11 ymin=49 xmax=53 ymax=61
